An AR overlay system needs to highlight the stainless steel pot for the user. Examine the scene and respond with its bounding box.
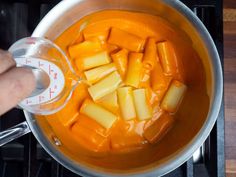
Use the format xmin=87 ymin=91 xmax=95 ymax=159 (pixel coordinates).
xmin=0 ymin=0 xmax=223 ymax=176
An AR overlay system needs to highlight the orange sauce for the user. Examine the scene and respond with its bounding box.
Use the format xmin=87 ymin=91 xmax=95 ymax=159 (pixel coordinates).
xmin=36 ymin=10 xmax=209 ymax=169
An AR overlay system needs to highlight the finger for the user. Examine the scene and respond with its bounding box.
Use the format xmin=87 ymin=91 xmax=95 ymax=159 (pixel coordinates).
xmin=0 ymin=50 xmax=16 ymax=74
xmin=0 ymin=67 xmax=36 ymax=115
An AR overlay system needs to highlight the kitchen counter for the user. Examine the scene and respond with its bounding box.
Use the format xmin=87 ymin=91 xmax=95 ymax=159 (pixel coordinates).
xmin=224 ymin=1 xmax=236 ymax=177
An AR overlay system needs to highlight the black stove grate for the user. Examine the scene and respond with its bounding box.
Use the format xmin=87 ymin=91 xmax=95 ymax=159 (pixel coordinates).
xmin=0 ymin=1 xmax=224 ymax=177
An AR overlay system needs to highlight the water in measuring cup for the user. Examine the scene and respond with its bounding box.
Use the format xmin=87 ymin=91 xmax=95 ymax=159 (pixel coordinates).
xmin=15 ymin=57 xmax=65 ymax=107
xmin=9 ymin=37 xmax=82 ymax=115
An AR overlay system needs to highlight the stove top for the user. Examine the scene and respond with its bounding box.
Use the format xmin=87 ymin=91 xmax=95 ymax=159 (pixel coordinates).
xmin=0 ymin=0 xmax=224 ymax=177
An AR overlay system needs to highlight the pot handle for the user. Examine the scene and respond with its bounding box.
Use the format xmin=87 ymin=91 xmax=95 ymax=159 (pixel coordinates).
xmin=0 ymin=121 xmax=31 ymax=146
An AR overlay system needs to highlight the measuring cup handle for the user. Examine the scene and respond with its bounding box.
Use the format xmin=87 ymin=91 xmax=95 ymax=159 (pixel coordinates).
xmin=0 ymin=121 xmax=31 ymax=146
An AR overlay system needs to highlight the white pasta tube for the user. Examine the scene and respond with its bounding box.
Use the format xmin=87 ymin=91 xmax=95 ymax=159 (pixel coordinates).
xmin=111 ymin=49 xmax=128 ymax=79
xmin=142 ymin=38 xmax=157 ymax=71
xmin=125 ymin=53 xmax=143 ymax=88
xmin=76 ymin=51 xmax=111 ymax=70
xmin=88 ymin=71 xmax=122 ymax=101
xmin=117 ymin=87 xmax=136 ymax=120
xmin=98 ymin=91 xmax=118 ymax=112
xmin=108 ymin=27 xmax=145 ymax=52
xmin=80 ymin=99 xmax=117 ymax=129
xmin=161 ymin=80 xmax=187 ymax=113
xmin=156 ymin=41 xmax=177 ymax=75
xmin=144 ymin=113 xmax=174 ymax=144
xmin=68 ymin=40 xmax=102 ymax=59
xmin=84 ymin=63 xmax=117 ymax=84
xmin=83 ymin=29 xmax=109 ymax=42
xmin=133 ymin=89 xmax=152 ymax=120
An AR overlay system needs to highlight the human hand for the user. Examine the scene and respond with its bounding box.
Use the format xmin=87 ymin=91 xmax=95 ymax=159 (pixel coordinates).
xmin=0 ymin=50 xmax=35 ymax=115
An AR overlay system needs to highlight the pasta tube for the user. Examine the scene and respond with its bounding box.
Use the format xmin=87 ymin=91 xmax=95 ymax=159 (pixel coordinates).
xmin=98 ymin=91 xmax=118 ymax=112
xmin=69 ymin=40 xmax=102 ymax=58
xmin=140 ymin=68 xmax=151 ymax=88
xmin=58 ymin=100 xmax=79 ymax=127
xmin=71 ymin=115 xmax=110 ymax=152
xmin=108 ymin=28 xmax=145 ymax=52
xmin=104 ymin=43 xmax=119 ymax=54
xmin=84 ymin=63 xmax=117 ymax=84
xmin=151 ymin=61 xmax=172 ymax=102
xmin=161 ymin=80 xmax=187 ymax=113
xmin=145 ymin=86 xmax=158 ymax=105
xmin=76 ymin=51 xmax=111 ymax=70
xmin=157 ymin=41 xmax=178 ymax=75
xmin=144 ymin=113 xmax=174 ymax=144
xmin=111 ymin=132 xmax=146 ymax=151
xmin=125 ymin=53 xmax=143 ymax=88
xmin=143 ymin=38 xmax=157 ymax=71
xmin=117 ymin=87 xmax=136 ymax=120
xmin=111 ymin=49 xmax=128 ymax=78
xmin=88 ymin=71 xmax=122 ymax=101
xmin=80 ymin=99 xmax=117 ymax=129
xmin=83 ymin=29 xmax=109 ymax=42
xmin=133 ymin=89 xmax=152 ymax=120
xmin=73 ymin=33 xmax=84 ymax=45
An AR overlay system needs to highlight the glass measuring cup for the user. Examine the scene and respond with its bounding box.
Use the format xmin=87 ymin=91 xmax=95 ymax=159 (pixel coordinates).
xmin=8 ymin=37 xmax=81 ymax=115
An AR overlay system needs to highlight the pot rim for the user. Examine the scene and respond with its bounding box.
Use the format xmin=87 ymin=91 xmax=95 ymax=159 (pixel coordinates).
xmin=27 ymin=0 xmax=223 ymax=176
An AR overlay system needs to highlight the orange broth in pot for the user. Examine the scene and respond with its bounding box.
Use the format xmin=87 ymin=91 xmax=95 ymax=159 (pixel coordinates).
xmin=37 ymin=10 xmax=209 ymax=169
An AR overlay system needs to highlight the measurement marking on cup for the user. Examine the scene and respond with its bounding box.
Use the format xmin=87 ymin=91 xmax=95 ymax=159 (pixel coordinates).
xmin=49 ymin=88 xmax=55 ymax=99
xmin=26 ymin=99 xmax=32 ymax=105
xmin=49 ymin=64 xmax=54 ymax=75
xmin=39 ymin=95 xmax=44 ymax=102
xmin=38 ymin=61 xmax=44 ymax=67
xmin=25 ymin=59 xmax=31 ymax=64
xmin=15 ymin=57 xmax=65 ymax=106
xmin=49 ymin=65 xmax=51 ymax=75
xmin=26 ymin=38 xmax=35 ymax=45
xmin=54 ymin=73 xmax=58 ymax=80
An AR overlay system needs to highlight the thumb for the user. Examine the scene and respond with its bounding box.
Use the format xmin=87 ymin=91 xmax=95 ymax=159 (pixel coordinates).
xmin=0 ymin=67 xmax=36 ymax=115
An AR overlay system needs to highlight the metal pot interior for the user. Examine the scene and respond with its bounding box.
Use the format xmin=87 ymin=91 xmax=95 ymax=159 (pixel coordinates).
xmin=27 ymin=0 xmax=222 ymax=176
